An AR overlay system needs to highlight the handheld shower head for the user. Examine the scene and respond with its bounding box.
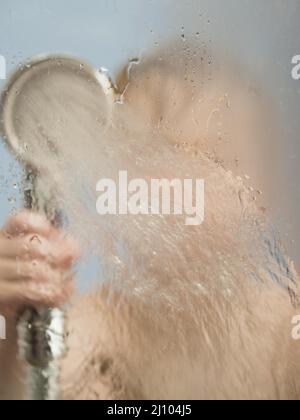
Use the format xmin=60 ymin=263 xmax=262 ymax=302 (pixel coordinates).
xmin=0 ymin=54 xmax=114 ymax=400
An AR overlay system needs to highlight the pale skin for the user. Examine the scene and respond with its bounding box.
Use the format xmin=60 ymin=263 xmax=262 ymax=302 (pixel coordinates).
xmin=0 ymin=211 xmax=300 ymax=400
xmin=1 ymin=50 xmax=300 ymax=400
xmin=0 ymin=212 xmax=78 ymax=311
xmin=0 ymin=211 xmax=155 ymax=400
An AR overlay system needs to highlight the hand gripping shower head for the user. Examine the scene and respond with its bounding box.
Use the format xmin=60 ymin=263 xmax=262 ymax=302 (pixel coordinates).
xmin=0 ymin=54 xmax=115 ymax=400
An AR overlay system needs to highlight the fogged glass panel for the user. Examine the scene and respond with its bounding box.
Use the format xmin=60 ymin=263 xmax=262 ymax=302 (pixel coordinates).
xmin=0 ymin=0 xmax=300 ymax=401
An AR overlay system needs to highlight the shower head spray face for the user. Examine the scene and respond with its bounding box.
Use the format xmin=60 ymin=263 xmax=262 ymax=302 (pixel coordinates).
xmin=1 ymin=54 xmax=115 ymax=172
